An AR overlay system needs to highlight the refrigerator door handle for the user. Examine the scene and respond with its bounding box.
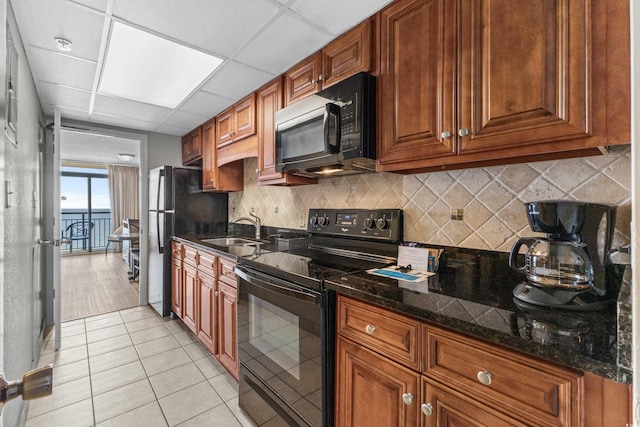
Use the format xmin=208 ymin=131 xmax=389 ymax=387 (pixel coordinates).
xmin=156 ymin=212 xmax=164 ymax=254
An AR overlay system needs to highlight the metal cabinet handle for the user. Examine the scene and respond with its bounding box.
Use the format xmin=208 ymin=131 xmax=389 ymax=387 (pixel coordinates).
xmin=477 ymin=370 xmax=492 ymax=386
xmin=365 ymin=324 xmax=376 ymax=335
xmin=441 ymin=130 xmax=452 ymax=139
xmin=458 ymin=128 xmax=469 ymax=137
xmin=421 ymin=402 xmax=433 ymax=416
xmin=186 ymin=151 xmax=191 ymax=156
xmin=318 ymin=74 xmax=325 ymax=82
xmin=401 ymin=393 xmax=414 ymax=405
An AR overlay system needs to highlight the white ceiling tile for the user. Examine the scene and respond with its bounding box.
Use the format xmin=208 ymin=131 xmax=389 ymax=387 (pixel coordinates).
xmin=236 ymin=12 xmax=331 ymax=74
xmin=90 ymin=112 xmax=160 ymax=132
xmin=93 ymin=95 xmax=172 ymax=123
xmin=178 ymin=90 xmax=233 ymax=117
xmin=290 ymin=0 xmax=392 ymax=35
xmin=112 ymin=0 xmax=279 ymax=58
xmin=163 ymin=111 xmax=209 ymax=132
xmin=38 ymin=83 xmax=92 ymax=111
xmin=12 ymin=0 xmax=105 ymax=62
xmin=68 ymin=0 xmax=109 ymax=12
xmin=201 ymin=61 xmax=275 ymax=99
xmin=155 ymin=124 xmax=191 ymax=137
xmin=47 ymin=105 xmax=90 ymax=122
xmin=30 ymin=50 xmax=97 ymax=90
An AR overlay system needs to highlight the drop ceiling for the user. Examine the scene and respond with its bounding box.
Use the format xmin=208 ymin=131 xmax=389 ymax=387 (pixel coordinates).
xmin=11 ymin=0 xmax=392 ymax=137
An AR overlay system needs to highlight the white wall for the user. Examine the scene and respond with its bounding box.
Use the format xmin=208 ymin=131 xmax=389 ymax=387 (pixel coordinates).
xmin=146 ymin=132 xmax=181 ymax=169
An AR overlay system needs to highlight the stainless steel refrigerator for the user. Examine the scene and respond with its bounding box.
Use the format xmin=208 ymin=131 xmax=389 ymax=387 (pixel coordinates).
xmin=148 ymin=166 xmax=228 ymax=316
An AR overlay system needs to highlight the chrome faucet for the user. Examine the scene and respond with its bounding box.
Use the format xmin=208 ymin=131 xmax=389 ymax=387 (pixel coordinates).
xmin=232 ymin=212 xmax=261 ymax=240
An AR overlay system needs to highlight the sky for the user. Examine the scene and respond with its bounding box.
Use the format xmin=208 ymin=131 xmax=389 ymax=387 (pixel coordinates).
xmin=60 ymin=167 xmax=110 ymax=210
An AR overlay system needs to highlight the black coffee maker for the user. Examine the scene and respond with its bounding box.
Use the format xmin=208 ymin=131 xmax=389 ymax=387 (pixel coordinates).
xmin=509 ymin=200 xmax=623 ymax=310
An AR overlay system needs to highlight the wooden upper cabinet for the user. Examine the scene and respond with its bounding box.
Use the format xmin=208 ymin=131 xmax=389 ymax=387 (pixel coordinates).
xmin=202 ymin=118 xmax=244 ymax=192
xmin=285 ymin=20 xmax=373 ymax=106
xmin=377 ymin=0 xmax=630 ymax=173
xmin=216 ymin=93 xmax=256 ymax=148
xmin=257 ymin=77 xmax=317 ymax=186
xmin=182 ymin=127 xmax=203 ymax=165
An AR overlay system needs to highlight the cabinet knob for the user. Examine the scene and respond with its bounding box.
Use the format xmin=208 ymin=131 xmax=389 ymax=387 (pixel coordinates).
xmin=421 ymin=402 xmax=433 ymax=416
xmin=441 ymin=130 xmax=452 ymax=139
xmin=401 ymin=393 xmax=414 ymax=405
xmin=365 ymin=324 xmax=376 ymax=335
xmin=230 ymin=131 xmax=236 ymax=137
xmin=477 ymin=370 xmax=492 ymax=386
xmin=186 ymin=151 xmax=192 ymax=156
xmin=208 ymin=178 xmax=214 ymax=183
xmin=458 ymin=128 xmax=469 ymax=137
xmin=318 ymin=74 xmax=325 ymax=82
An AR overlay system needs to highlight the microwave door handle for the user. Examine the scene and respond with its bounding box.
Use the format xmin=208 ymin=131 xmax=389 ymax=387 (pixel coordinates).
xmin=323 ymin=103 xmax=341 ymax=154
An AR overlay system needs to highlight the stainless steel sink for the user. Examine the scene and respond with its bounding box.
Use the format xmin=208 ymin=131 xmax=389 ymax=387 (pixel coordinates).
xmin=200 ymin=237 xmax=261 ymax=246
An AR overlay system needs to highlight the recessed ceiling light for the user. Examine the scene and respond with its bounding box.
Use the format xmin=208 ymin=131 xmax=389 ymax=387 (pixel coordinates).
xmin=116 ymin=153 xmax=135 ymax=162
xmin=54 ymin=38 xmax=72 ymax=52
xmin=98 ymin=22 xmax=224 ymax=108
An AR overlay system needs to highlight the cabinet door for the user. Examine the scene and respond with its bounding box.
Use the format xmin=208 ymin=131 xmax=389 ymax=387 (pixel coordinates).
xmin=421 ymin=377 xmax=524 ymax=427
xmin=197 ymin=271 xmax=216 ymax=354
xmin=233 ymin=93 xmax=256 ymax=141
xmin=182 ymin=263 xmax=198 ymax=333
xmin=285 ymin=52 xmax=323 ymax=106
xmin=217 ymin=281 xmax=238 ymax=380
xmin=336 ymin=336 xmax=420 ymax=427
xmin=378 ymin=0 xmax=457 ymax=169
xmin=201 ymin=119 xmax=217 ymax=191
xmin=216 ymin=107 xmax=234 ymax=147
xmin=171 ymin=255 xmax=183 ymax=318
xmin=323 ymin=20 xmax=372 ymax=88
xmin=457 ymin=0 xmax=589 ymax=155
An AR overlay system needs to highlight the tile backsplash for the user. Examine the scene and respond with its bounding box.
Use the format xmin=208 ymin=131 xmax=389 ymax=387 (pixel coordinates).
xmin=229 ymin=145 xmax=631 ymax=252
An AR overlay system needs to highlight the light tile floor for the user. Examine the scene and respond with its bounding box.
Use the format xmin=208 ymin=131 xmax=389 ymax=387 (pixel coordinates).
xmin=26 ymin=305 xmax=256 ymax=427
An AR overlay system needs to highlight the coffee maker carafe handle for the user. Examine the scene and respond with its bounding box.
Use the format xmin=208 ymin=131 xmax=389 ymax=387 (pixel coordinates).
xmin=509 ymin=238 xmax=537 ymax=274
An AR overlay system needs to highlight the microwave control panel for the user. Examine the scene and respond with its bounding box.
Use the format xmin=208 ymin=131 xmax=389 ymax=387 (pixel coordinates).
xmin=308 ymin=209 xmax=403 ymax=242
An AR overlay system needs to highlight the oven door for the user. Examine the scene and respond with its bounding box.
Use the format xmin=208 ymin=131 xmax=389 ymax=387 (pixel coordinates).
xmin=235 ymin=266 xmax=334 ymax=427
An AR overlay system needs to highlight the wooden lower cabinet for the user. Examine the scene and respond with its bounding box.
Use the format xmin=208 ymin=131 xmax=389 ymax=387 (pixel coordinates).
xmin=217 ymin=280 xmax=238 ymax=380
xmin=181 ymin=262 xmax=198 ymax=334
xmin=196 ymin=271 xmax=216 ymax=354
xmin=421 ymin=377 xmax=523 ymax=427
xmin=170 ymin=241 xmax=239 ymax=379
xmin=336 ymin=336 xmax=420 ymax=427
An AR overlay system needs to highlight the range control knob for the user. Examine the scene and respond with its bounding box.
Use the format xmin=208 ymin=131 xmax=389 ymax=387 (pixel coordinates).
xmin=376 ymin=218 xmax=389 ymax=230
xmin=363 ymin=218 xmax=375 ymax=230
xmin=309 ymin=216 xmax=318 ymax=226
xmin=317 ymin=216 xmax=329 ymax=227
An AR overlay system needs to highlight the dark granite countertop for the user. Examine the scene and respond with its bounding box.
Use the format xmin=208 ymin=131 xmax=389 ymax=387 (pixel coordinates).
xmin=172 ymin=230 xmax=632 ymax=384
xmin=325 ymin=248 xmax=632 ymax=384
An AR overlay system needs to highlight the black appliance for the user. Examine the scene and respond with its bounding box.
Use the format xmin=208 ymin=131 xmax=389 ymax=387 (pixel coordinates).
xmin=235 ymin=208 xmax=402 ymax=426
xmin=148 ymin=166 xmax=228 ymax=316
xmin=275 ymin=72 xmax=376 ymax=177
xmin=509 ymin=200 xmax=622 ymax=310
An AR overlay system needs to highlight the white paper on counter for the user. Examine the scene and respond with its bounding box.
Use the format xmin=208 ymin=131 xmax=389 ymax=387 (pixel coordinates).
xmin=397 ymin=246 xmax=430 ymax=271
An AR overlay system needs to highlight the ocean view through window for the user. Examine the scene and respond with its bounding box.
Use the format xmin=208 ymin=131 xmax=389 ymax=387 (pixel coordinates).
xmin=61 ymin=166 xmax=111 ymax=253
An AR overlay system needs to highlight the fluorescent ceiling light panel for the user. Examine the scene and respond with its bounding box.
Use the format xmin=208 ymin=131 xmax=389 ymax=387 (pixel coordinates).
xmin=99 ymin=22 xmax=223 ymax=108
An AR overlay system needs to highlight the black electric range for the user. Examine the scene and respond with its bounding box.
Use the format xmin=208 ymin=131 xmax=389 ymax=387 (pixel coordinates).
xmin=234 ymin=208 xmax=403 ymax=427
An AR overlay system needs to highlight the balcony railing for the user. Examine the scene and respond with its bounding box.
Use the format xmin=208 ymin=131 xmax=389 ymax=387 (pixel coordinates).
xmin=61 ymin=210 xmax=111 ymax=253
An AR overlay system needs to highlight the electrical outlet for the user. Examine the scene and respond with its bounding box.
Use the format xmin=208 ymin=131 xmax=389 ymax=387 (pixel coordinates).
xmin=299 ymin=213 xmax=305 ymax=227
xmin=251 ymin=207 xmax=255 ymax=213
xmin=274 ymin=206 xmax=279 ymax=214
xmin=450 ymin=208 xmax=464 ymax=221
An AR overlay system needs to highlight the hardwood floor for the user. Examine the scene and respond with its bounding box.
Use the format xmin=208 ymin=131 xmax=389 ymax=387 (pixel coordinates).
xmin=61 ymin=252 xmax=139 ymax=321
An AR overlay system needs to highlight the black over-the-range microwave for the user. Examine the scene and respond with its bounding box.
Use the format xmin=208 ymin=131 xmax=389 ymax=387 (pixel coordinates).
xmin=275 ymin=72 xmax=376 ymax=177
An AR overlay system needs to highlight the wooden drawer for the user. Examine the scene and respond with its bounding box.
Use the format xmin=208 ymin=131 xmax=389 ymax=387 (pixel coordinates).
xmin=183 ymin=245 xmax=198 ymax=267
xmin=196 ymin=250 xmax=217 ymax=277
xmin=171 ymin=241 xmax=183 ymax=259
xmin=337 ymin=296 xmax=420 ymax=371
xmin=423 ymin=325 xmax=581 ymax=426
xmin=218 ymin=256 xmax=237 ymax=287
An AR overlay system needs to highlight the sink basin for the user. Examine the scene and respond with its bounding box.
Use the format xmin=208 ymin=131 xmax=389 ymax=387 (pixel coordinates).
xmin=200 ymin=237 xmax=261 ymax=246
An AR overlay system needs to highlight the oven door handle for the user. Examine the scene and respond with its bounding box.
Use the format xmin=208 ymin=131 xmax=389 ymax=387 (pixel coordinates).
xmin=235 ymin=267 xmax=320 ymax=304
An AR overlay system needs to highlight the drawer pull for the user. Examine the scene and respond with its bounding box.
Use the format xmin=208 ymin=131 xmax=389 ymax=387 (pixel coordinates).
xmin=421 ymin=402 xmax=433 ymax=416
xmin=477 ymin=370 xmax=492 ymax=386
xmin=401 ymin=393 xmax=414 ymax=405
xmin=365 ymin=325 xmax=376 ymax=335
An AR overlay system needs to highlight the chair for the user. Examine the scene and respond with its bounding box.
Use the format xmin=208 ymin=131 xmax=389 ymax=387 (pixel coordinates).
xmin=63 ymin=221 xmax=94 ymax=253
xmin=105 ymin=225 xmax=124 ymax=255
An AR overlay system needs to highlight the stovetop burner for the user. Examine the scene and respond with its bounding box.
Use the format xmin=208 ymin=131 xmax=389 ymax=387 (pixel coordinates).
xmin=240 ymin=208 xmax=403 ymax=290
